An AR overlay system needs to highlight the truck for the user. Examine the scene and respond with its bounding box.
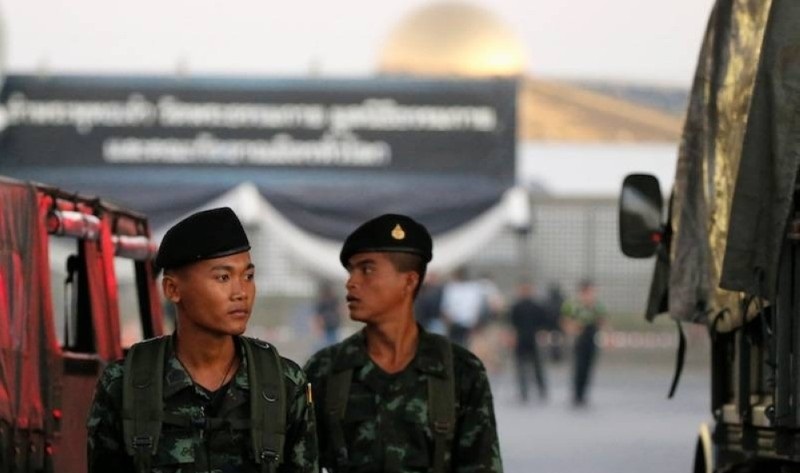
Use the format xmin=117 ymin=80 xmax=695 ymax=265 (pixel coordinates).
xmin=0 ymin=176 xmax=164 ymax=473
xmin=619 ymin=0 xmax=800 ymax=471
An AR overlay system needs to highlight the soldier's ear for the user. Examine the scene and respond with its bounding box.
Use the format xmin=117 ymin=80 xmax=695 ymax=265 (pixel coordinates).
xmin=405 ymin=271 xmax=419 ymax=295
xmin=162 ymin=273 xmax=181 ymax=303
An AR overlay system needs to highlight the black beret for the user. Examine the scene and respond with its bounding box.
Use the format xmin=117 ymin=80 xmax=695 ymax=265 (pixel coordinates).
xmin=156 ymin=207 xmax=250 ymax=271
xmin=340 ymin=214 xmax=432 ymax=266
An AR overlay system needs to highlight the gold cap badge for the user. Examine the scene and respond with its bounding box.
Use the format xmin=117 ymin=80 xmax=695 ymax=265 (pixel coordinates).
xmin=391 ymin=224 xmax=406 ymax=240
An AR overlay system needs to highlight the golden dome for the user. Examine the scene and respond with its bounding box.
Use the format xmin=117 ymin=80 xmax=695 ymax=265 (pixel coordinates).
xmin=378 ymin=1 xmax=527 ymax=77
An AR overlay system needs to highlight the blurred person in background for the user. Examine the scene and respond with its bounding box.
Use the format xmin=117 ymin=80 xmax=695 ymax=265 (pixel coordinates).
xmin=313 ymin=280 xmax=343 ymax=348
xmin=440 ymin=267 xmax=486 ymax=346
xmin=161 ymin=295 xmax=177 ymax=331
xmin=414 ymin=271 xmax=446 ymax=335
xmin=562 ymin=278 xmax=607 ymax=407
xmin=470 ymin=272 xmax=508 ymax=376
xmin=508 ymin=280 xmax=549 ymax=403
xmin=476 ymin=271 xmax=506 ymax=329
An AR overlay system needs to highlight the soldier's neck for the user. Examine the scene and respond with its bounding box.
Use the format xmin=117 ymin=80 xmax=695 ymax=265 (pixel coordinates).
xmin=174 ymin=328 xmax=238 ymax=388
xmin=364 ymin=315 xmax=419 ymax=374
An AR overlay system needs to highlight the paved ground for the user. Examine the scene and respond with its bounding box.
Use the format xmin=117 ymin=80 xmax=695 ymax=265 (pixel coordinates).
xmin=491 ymin=349 xmax=711 ymax=473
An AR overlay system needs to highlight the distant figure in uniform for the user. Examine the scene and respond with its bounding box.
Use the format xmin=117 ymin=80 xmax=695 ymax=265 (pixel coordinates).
xmin=508 ymin=280 xmax=549 ymax=403
xmin=86 ymin=207 xmax=318 ymax=472
xmin=304 ymin=214 xmax=503 ymax=472
xmin=313 ymin=280 xmax=343 ymax=347
xmin=563 ymin=278 xmax=607 ymax=407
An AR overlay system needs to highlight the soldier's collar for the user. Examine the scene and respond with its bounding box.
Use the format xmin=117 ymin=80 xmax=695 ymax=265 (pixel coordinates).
xmin=163 ymin=335 xmax=195 ymax=398
xmin=413 ymin=328 xmax=447 ymax=378
xmin=332 ymin=330 xmax=370 ymax=372
xmin=331 ymin=326 xmax=447 ymax=377
xmin=231 ymin=337 xmax=250 ymax=390
xmin=162 ymin=334 xmax=249 ymax=398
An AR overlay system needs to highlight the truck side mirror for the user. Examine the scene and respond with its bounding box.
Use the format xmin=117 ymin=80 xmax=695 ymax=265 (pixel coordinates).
xmin=619 ymin=173 xmax=664 ymax=258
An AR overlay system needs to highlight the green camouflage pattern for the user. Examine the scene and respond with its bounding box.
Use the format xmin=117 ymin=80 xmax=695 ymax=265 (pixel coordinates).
xmin=305 ymin=328 xmax=503 ymax=473
xmin=86 ymin=335 xmax=318 ymax=473
xmin=562 ymin=301 xmax=607 ymax=327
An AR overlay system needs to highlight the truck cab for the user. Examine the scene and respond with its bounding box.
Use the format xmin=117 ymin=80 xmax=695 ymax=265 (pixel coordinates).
xmin=0 ymin=176 xmax=164 ymax=473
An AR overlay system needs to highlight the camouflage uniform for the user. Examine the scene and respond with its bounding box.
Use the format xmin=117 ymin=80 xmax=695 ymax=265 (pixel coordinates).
xmin=562 ymin=300 xmax=606 ymax=405
xmin=86 ymin=335 xmax=318 ymax=473
xmin=304 ymin=327 xmax=503 ymax=473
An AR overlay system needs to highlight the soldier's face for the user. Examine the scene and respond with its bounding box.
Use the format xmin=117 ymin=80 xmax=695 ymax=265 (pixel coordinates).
xmin=164 ymin=251 xmax=256 ymax=337
xmin=579 ymin=287 xmax=596 ymax=306
xmin=345 ymin=252 xmax=413 ymax=323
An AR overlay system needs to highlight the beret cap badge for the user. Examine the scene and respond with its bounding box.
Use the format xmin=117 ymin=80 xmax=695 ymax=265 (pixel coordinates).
xmin=391 ymin=224 xmax=406 ymax=240
xmin=339 ymin=214 xmax=432 ymax=266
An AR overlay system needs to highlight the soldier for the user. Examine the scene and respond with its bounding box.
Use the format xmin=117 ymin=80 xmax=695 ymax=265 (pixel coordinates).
xmin=304 ymin=214 xmax=503 ymax=473
xmin=86 ymin=207 xmax=318 ymax=473
xmin=563 ymin=278 xmax=607 ymax=407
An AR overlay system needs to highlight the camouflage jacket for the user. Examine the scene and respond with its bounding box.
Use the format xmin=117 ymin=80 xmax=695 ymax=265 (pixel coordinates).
xmin=304 ymin=328 xmax=503 ymax=473
xmin=86 ymin=335 xmax=318 ymax=473
xmin=562 ymin=301 xmax=607 ymax=329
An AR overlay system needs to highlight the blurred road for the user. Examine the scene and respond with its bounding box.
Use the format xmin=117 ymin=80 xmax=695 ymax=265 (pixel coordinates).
xmin=491 ymin=352 xmax=710 ymax=473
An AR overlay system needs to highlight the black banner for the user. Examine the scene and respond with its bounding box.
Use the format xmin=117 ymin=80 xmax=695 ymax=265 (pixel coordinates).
xmin=0 ymin=75 xmax=516 ymax=183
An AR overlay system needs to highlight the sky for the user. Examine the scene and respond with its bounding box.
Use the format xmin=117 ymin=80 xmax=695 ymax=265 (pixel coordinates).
xmin=2 ymin=0 xmax=716 ymax=87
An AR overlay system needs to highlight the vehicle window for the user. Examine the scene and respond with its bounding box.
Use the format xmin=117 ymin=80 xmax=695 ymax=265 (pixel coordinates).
xmin=49 ymin=236 xmax=79 ymax=349
xmin=115 ymin=257 xmax=144 ymax=349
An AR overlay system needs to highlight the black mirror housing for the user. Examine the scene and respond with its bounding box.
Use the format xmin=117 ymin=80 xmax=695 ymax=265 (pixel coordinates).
xmin=619 ymin=174 xmax=664 ymax=258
